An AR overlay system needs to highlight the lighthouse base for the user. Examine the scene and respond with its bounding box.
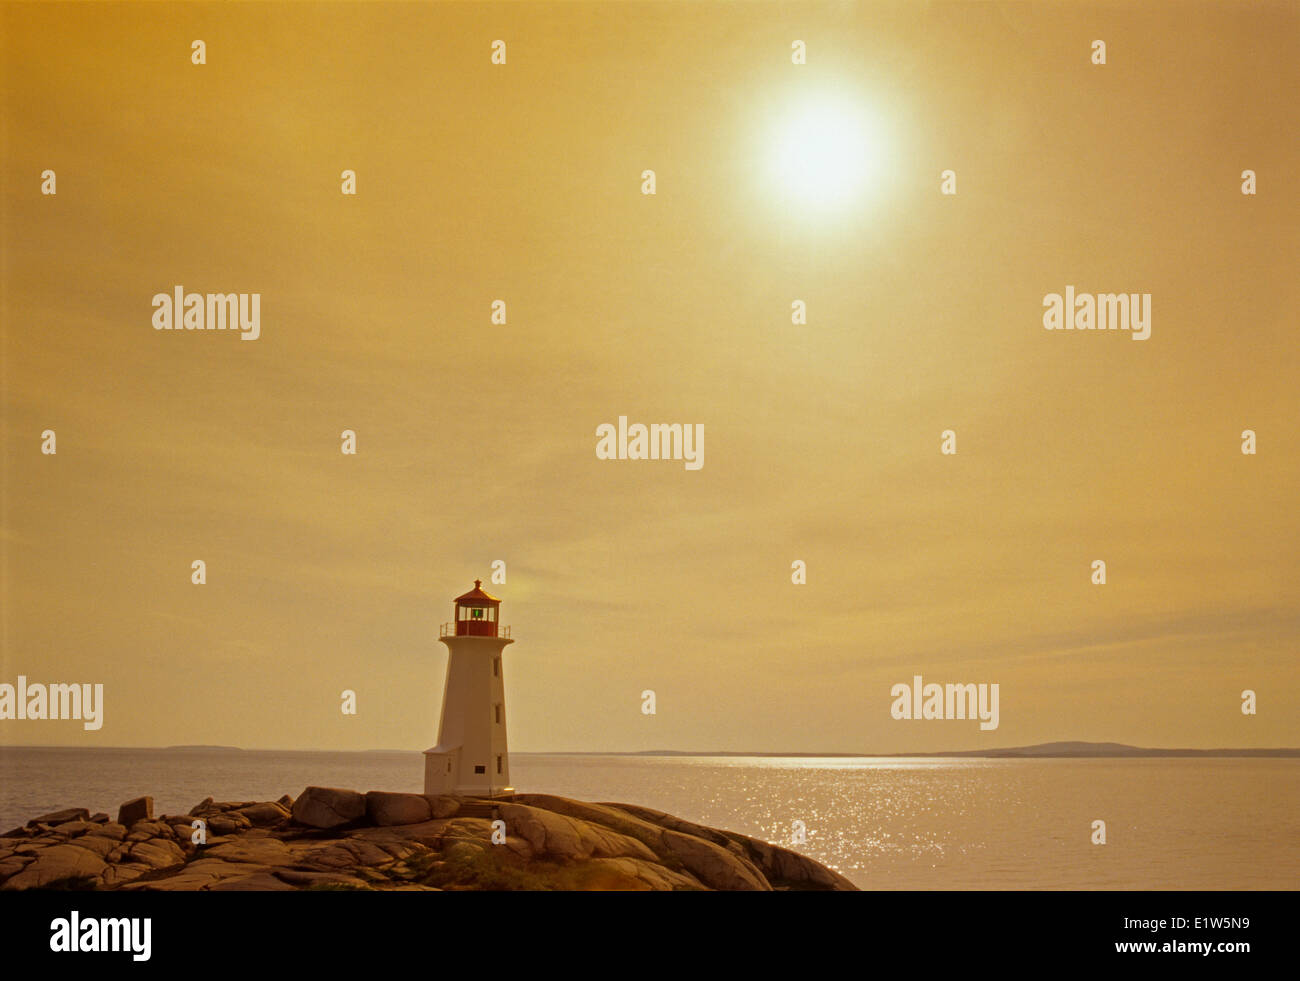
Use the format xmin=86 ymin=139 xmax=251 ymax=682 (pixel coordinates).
xmin=423 ymin=746 xmax=514 ymax=798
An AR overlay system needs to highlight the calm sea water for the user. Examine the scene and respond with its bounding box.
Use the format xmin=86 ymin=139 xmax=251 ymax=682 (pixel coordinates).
xmin=2 ymin=748 xmax=1296 ymax=889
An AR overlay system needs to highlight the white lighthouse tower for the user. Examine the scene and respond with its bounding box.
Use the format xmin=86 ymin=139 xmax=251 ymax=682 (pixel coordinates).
xmin=424 ymin=580 xmax=515 ymax=797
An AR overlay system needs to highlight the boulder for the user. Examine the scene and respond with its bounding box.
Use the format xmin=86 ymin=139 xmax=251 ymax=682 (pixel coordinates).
xmin=26 ymin=807 xmax=89 ymax=827
xmin=291 ymin=787 xmax=366 ymax=829
xmin=426 ymin=795 xmax=461 ymax=818
xmin=116 ymin=797 xmax=153 ymax=827
xmin=365 ymin=791 xmax=432 ymax=827
xmin=234 ymin=802 xmax=291 ymax=828
xmin=211 ymin=801 xmax=256 ymax=812
xmin=205 ymin=814 xmax=248 ymax=835
xmin=51 ymin=820 xmax=95 ymax=836
xmin=129 ymin=819 xmax=175 ymax=839
xmin=84 ymin=822 xmax=127 ymax=841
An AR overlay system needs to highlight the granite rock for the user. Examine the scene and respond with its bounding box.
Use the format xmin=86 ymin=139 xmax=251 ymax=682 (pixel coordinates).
xmin=0 ymin=788 xmax=856 ymax=892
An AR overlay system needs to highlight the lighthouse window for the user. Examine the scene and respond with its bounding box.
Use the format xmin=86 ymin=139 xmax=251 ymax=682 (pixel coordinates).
xmin=496 ymin=756 xmax=503 ymax=775
xmin=470 ymin=607 xmax=485 ymax=620
xmin=474 ymin=765 xmax=486 ymax=774
xmin=493 ymin=658 xmax=500 ymax=677
xmin=494 ymin=704 xmax=502 ymax=724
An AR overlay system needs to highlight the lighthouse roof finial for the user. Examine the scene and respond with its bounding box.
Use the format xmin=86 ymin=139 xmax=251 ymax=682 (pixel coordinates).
xmin=455 ymin=579 xmax=501 ymax=603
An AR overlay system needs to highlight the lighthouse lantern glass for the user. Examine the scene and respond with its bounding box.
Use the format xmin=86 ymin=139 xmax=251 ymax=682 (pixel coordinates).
xmin=452 ymin=582 xmax=501 ymax=636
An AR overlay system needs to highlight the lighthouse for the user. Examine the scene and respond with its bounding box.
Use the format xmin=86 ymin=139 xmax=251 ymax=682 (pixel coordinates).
xmin=424 ymin=580 xmax=515 ymax=797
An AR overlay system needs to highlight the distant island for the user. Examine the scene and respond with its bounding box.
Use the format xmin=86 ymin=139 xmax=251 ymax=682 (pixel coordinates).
xmin=162 ymin=745 xmax=245 ymax=752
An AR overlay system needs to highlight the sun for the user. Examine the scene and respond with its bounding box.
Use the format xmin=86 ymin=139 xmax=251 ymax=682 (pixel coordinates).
xmin=768 ymin=95 xmax=889 ymax=212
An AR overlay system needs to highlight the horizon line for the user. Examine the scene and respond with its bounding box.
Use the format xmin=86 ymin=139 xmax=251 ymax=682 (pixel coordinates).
xmin=2 ymin=741 xmax=1298 ymax=757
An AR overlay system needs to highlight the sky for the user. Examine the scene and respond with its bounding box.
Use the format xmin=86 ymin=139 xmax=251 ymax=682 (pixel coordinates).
xmin=2 ymin=1 xmax=1297 ymax=753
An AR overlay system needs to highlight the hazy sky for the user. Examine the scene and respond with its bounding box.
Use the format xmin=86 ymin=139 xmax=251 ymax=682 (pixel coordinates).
xmin=3 ymin=1 xmax=1297 ymax=753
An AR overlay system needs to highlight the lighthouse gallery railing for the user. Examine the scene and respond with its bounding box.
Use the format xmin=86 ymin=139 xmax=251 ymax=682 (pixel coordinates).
xmin=440 ymin=622 xmax=510 ymax=639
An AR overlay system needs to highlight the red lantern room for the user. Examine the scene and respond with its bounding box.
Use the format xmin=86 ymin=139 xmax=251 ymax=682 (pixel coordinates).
xmin=452 ymin=579 xmax=502 ymax=637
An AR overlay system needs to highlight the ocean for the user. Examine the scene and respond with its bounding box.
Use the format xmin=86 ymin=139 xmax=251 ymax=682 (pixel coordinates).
xmin=2 ymin=748 xmax=1296 ymax=889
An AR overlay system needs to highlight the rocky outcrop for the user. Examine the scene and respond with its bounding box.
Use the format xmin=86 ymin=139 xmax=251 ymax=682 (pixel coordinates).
xmin=0 ymin=788 xmax=855 ymax=891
